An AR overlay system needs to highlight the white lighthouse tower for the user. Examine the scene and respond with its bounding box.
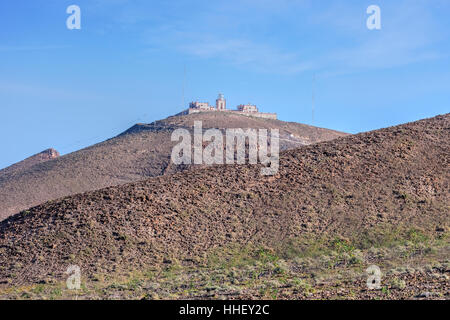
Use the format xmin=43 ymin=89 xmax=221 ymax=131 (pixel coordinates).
xmin=216 ymin=93 xmax=226 ymax=111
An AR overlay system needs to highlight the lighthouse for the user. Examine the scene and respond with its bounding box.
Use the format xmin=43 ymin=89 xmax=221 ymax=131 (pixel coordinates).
xmin=216 ymin=93 xmax=226 ymax=111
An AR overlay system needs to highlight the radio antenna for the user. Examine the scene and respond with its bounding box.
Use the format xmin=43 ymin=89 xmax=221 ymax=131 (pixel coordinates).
xmin=312 ymin=73 xmax=315 ymax=126
xmin=182 ymin=65 xmax=186 ymax=107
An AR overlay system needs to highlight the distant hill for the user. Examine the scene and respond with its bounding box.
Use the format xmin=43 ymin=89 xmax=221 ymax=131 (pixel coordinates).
xmin=0 ymin=148 xmax=59 ymax=179
xmin=0 ymin=148 xmax=60 ymax=176
xmin=0 ymin=114 xmax=447 ymax=286
xmin=0 ymin=112 xmax=348 ymax=220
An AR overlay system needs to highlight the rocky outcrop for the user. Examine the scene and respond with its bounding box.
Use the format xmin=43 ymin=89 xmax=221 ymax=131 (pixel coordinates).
xmin=0 ymin=148 xmax=60 ymax=177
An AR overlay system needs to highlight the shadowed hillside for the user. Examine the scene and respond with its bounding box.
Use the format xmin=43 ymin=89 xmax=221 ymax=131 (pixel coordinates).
xmin=0 ymin=114 xmax=447 ymax=295
xmin=0 ymin=112 xmax=347 ymax=220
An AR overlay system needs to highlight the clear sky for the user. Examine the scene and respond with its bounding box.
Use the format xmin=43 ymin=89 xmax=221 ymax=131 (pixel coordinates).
xmin=1 ymin=0 xmax=449 ymax=169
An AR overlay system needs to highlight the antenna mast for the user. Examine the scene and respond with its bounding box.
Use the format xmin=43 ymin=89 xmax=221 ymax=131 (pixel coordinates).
xmin=182 ymin=65 xmax=186 ymax=107
xmin=312 ymin=74 xmax=315 ymax=126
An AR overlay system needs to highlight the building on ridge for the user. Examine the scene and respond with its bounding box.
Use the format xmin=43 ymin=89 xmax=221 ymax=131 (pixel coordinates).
xmin=237 ymin=104 xmax=258 ymax=113
xmin=216 ymin=93 xmax=226 ymax=110
xmin=177 ymin=93 xmax=277 ymax=120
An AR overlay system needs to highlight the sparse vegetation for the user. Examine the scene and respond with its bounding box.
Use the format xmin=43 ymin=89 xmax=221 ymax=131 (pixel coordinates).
xmin=1 ymin=230 xmax=448 ymax=300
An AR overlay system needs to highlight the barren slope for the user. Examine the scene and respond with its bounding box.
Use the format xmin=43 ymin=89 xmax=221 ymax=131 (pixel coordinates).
xmin=0 ymin=148 xmax=59 ymax=178
xmin=0 ymin=112 xmax=347 ymax=220
xmin=0 ymin=114 xmax=448 ymax=287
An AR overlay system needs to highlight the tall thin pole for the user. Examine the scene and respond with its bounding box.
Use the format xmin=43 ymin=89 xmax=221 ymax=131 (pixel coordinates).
xmin=182 ymin=65 xmax=186 ymax=107
xmin=312 ymin=73 xmax=315 ymax=126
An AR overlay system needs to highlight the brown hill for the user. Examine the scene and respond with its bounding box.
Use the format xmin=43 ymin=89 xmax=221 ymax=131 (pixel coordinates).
xmin=0 ymin=148 xmax=59 ymax=178
xmin=0 ymin=114 xmax=448 ymax=287
xmin=0 ymin=112 xmax=347 ymax=220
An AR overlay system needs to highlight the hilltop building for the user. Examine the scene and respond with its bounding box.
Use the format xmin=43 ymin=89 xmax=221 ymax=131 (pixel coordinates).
xmin=177 ymin=93 xmax=277 ymax=120
xmin=237 ymin=104 xmax=258 ymax=113
xmin=216 ymin=93 xmax=226 ymax=110
xmin=189 ymin=101 xmax=215 ymax=111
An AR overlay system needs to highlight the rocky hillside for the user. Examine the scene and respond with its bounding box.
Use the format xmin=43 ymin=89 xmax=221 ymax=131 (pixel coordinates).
xmin=0 ymin=114 xmax=447 ymax=287
xmin=0 ymin=148 xmax=59 ymax=179
xmin=0 ymin=112 xmax=347 ymax=220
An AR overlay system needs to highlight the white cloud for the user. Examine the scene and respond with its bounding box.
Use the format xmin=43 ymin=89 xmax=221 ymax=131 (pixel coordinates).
xmin=85 ymin=0 xmax=448 ymax=75
xmin=179 ymin=36 xmax=313 ymax=74
xmin=0 ymin=81 xmax=99 ymax=101
xmin=0 ymin=45 xmax=69 ymax=52
xmin=312 ymin=0 xmax=448 ymax=75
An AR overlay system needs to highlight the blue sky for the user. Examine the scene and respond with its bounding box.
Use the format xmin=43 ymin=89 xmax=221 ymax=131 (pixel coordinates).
xmin=1 ymin=0 xmax=449 ymax=169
